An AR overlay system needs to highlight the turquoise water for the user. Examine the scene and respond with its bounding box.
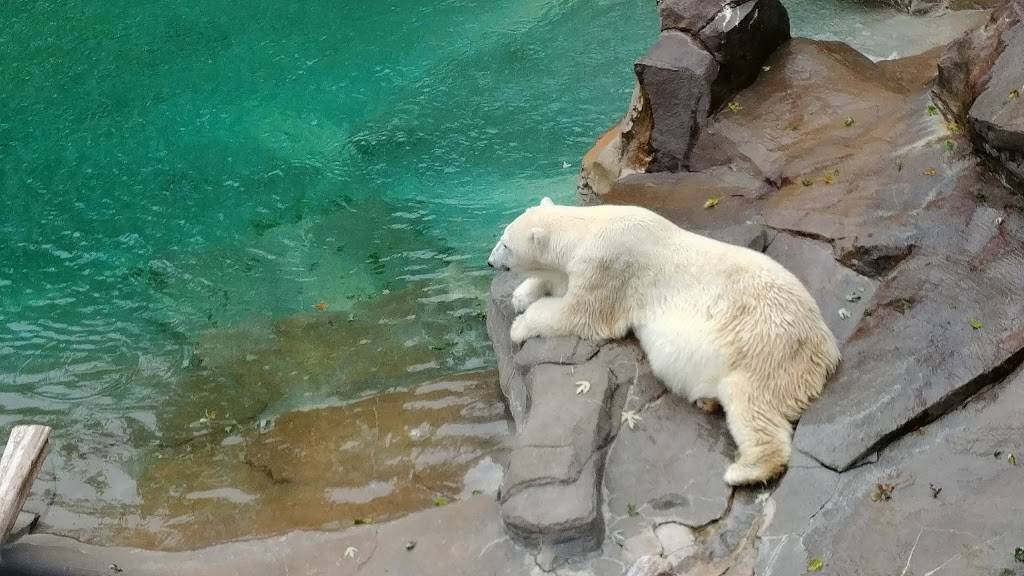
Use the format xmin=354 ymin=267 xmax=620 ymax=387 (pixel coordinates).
xmin=0 ymin=0 xmax=656 ymax=534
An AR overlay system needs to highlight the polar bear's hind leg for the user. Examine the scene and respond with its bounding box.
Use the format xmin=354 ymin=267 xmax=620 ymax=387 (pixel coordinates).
xmin=720 ymin=373 xmax=793 ymax=486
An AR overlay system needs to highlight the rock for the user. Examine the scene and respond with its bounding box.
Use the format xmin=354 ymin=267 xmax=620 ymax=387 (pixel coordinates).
xmin=487 ymin=272 xmax=529 ymax=428
xmin=934 ymin=0 xmax=1023 ymax=120
xmin=501 ymin=454 xmax=603 ymax=553
xmin=635 ymin=30 xmax=718 ymax=171
xmin=696 ymin=0 xmax=791 ymax=109
xmin=603 ymin=170 xmax=772 ymax=251
xmin=603 ymin=395 xmax=733 ymax=528
xmin=578 ymin=85 xmax=653 ymax=204
xmin=968 ymin=19 xmax=1024 ymax=185
xmin=624 ymin=554 xmax=674 ymax=576
xmin=1 ymin=496 xmax=534 ymax=576
xmin=794 ymin=173 xmax=1024 ymax=471
xmin=764 ymin=233 xmax=878 ymax=346
xmin=759 ymin=368 xmax=1024 ymax=576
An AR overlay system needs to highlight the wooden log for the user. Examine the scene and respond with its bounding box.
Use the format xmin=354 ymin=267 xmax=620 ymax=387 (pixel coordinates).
xmin=0 ymin=425 xmax=50 ymax=546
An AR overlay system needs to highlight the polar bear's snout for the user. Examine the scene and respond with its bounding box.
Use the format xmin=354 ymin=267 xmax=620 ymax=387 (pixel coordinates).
xmin=488 ymin=240 xmax=512 ymax=271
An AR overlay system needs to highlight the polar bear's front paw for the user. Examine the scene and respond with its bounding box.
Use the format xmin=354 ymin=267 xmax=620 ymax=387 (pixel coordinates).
xmin=511 ymin=278 xmax=546 ymax=314
xmin=509 ymin=315 xmax=534 ymax=344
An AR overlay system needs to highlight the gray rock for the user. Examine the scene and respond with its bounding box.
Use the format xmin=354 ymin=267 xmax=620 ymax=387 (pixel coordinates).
xmin=624 ymin=554 xmax=674 ymax=576
xmin=603 ymin=395 xmax=733 ymax=528
xmin=501 ymin=454 xmax=604 ymax=552
xmin=515 ymin=336 xmax=601 ymax=369
xmin=1 ymin=496 xmax=533 ymax=576
xmin=759 ymin=368 xmax=1024 ymax=576
xmin=968 ymin=20 xmax=1024 ymax=185
xmin=487 ymin=272 xmax=529 ymax=429
xmin=795 ymin=187 xmax=1024 ymax=471
xmin=697 ymin=0 xmax=791 ymax=109
xmin=934 ymin=0 xmax=1022 ymax=120
xmin=765 ymin=232 xmax=878 ymax=346
xmin=635 ymin=30 xmax=717 ymax=171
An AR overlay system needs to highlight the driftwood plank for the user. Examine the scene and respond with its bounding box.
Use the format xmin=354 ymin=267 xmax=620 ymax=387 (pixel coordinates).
xmin=0 ymin=425 xmax=50 ymax=546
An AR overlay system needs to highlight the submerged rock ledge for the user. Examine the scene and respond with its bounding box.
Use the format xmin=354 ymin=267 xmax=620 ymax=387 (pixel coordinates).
xmin=4 ymin=0 xmax=1024 ymax=574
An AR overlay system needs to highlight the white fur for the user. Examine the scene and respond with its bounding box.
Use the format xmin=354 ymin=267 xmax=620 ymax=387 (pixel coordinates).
xmin=489 ymin=198 xmax=840 ymax=485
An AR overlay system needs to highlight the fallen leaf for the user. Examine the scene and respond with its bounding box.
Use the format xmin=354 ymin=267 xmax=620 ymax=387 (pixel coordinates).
xmin=353 ymin=517 xmax=372 ymax=525
xmin=843 ymin=117 xmax=855 ymax=127
xmin=807 ymin=558 xmax=824 ymax=572
xmin=109 ymin=565 xmax=123 ymax=574
xmin=472 ymin=489 xmax=483 ymax=496
xmin=969 ymin=318 xmax=983 ymax=330
xmin=313 ymin=301 xmax=328 ymax=311
xmin=947 ymin=121 xmax=962 ymax=134
xmin=845 ymin=292 xmax=862 ymax=303
xmin=703 ymin=196 xmax=720 ymax=209
xmin=801 ymin=177 xmax=814 ymax=187
xmin=945 ymin=139 xmax=955 ymax=153
xmin=561 ymin=161 xmax=572 ymax=169
xmin=728 ymin=101 xmax=743 ymax=113
xmin=575 ymin=380 xmax=591 ymax=395
xmin=923 ymin=167 xmax=937 ymax=176
xmin=838 ymin=308 xmax=851 ymax=320
xmin=1009 ymin=453 xmax=1017 ymax=466
xmin=1016 ymin=547 xmax=1024 ymax=562
xmin=344 ymin=546 xmax=358 ymax=559
xmin=762 ymin=65 xmax=772 ymax=72
xmin=927 ymin=105 xmax=938 ymax=116
xmin=626 ymin=503 xmax=639 ymax=517
xmin=432 ymin=495 xmax=449 ymax=507
xmin=929 ymin=483 xmax=942 ymax=498
xmin=621 ymin=410 xmax=642 ymax=430
xmin=871 ymin=482 xmax=895 ymax=502
xmin=1010 ymin=89 xmax=1021 ymax=101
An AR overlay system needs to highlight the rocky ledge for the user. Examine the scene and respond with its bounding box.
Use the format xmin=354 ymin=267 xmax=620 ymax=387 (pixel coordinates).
xmin=3 ymin=1 xmax=1023 ymax=575
xmin=494 ymin=0 xmax=1024 ymax=573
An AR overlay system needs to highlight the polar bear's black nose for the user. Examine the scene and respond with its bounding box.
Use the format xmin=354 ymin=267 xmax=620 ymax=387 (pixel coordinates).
xmin=487 ymin=260 xmax=495 ymax=268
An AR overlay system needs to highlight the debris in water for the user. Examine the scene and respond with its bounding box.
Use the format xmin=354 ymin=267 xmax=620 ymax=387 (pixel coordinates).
xmin=432 ymin=495 xmax=449 ymax=507
xmin=838 ymin=308 xmax=852 ymax=320
xmin=313 ymin=301 xmax=328 ymax=311
xmin=843 ymin=117 xmax=855 ymax=127
xmin=703 ymin=197 xmax=719 ymax=209
xmin=405 ymin=540 xmax=417 ymax=551
xmin=575 ymin=380 xmax=591 ymax=395
xmin=923 ymin=167 xmax=937 ymax=176
xmin=345 ymin=546 xmax=358 ymax=559
xmin=929 ymin=483 xmax=942 ymax=498
xmin=727 ymin=101 xmax=743 ymax=113
xmin=969 ymin=318 xmax=983 ymax=330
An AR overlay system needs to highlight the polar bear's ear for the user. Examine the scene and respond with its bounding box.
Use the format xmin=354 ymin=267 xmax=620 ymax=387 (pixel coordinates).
xmin=539 ymin=197 xmax=554 ymax=207
xmin=529 ymin=227 xmax=547 ymax=246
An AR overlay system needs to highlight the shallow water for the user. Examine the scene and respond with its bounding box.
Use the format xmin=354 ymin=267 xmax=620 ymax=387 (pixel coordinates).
xmin=0 ymin=0 xmax=982 ymax=549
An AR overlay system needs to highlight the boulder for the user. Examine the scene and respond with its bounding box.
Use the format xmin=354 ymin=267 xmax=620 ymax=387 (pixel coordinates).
xmin=968 ymin=19 xmax=1024 ymax=185
xmin=635 ymin=30 xmax=718 ymax=172
xmin=759 ymin=368 xmax=1024 ymax=576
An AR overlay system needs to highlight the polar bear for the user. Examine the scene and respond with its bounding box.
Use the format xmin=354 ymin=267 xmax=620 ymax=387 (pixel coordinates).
xmin=488 ymin=197 xmax=840 ymax=486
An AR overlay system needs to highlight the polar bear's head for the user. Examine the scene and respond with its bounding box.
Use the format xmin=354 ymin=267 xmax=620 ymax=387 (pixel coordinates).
xmin=488 ymin=197 xmax=556 ymax=271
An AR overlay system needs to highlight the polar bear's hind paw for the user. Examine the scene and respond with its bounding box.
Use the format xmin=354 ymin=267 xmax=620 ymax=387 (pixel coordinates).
xmin=723 ymin=462 xmax=784 ymax=486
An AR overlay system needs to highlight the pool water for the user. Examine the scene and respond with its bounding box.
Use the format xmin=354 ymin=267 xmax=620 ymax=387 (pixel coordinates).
xmin=0 ymin=0 xmax=980 ymax=548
